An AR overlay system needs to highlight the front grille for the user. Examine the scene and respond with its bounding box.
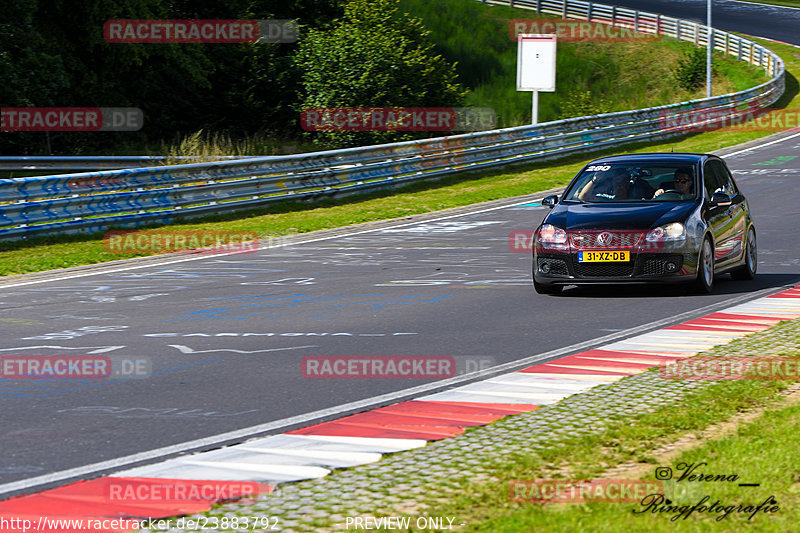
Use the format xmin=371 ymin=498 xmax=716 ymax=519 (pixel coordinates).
xmin=537 ymin=257 xmax=568 ymax=275
xmin=570 ymin=231 xmax=644 ymax=249
xmin=574 ymin=259 xmax=635 ymax=277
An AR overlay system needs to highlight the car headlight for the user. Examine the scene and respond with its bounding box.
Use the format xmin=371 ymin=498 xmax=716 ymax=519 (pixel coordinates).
xmin=646 ymin=222 xmax=685 ymax=242
xmin=538 ymin=224 xmax=568 ymax=249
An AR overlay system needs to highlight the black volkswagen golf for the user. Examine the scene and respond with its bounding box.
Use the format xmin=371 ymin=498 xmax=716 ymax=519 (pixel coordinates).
xmin=532 ymin=153 xmax=756 ymax=294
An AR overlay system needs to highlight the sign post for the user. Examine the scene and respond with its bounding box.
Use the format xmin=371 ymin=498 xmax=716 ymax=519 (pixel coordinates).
xmin=517 ymin=34 xmax=557 ymax=125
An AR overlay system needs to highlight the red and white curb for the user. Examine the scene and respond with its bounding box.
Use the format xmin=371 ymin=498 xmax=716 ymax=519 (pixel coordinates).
xmin=1 ymin=285 xmax=799 ymax=531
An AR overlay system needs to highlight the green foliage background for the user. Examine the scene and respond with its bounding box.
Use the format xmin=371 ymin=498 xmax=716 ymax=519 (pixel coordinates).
xmin=0 ymin=0 xmax=769 ymax=155
xmin=0 ymin=0 xmax=342 ymax=154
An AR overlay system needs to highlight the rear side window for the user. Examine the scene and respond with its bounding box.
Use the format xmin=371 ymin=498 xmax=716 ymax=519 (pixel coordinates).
xmin=715 ymin=160 xmax=738 ymax=196
xmin=704 ymin=160 xmax=737 ymax=198
xmin=703 ymin=161 xmax=722 ymax=198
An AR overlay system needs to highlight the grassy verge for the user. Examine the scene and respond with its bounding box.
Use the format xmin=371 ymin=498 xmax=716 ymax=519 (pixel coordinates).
xmin=735 ymin=0 xmax=799 ymax=8
xmin=0 ymin=38 xmax=796 ymax=277
xmin=400 ymin=0 xmax=768 ymax=127
xmin=407 ymin=320 xmax=800 ymax=531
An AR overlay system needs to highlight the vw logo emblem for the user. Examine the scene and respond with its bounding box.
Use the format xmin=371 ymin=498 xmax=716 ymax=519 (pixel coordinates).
xmin=597 ymin=232 xmax=613 ymax=246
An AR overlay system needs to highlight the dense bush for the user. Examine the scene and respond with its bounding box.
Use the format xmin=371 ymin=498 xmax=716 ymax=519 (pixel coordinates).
xmin=294 ymin=0 xmax=466 ymax=147
xmin=675 ymin=46 xmax=709 ymax=91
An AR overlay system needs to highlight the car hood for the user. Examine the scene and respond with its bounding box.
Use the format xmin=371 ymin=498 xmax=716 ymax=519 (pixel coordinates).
xmin=545 ymin=201 xmax=698 ymax=231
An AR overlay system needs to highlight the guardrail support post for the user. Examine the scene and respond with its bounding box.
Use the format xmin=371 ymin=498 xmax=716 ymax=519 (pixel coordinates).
xmin=656 ymin=14 xmax=661 ymax=35
xmin=633 ymin=11 xmax=638 ymax=33
xmin=738 ymin=38 xmax=742 ymax=60
xmin=694 ymin=23 xmax=699 ymax=45
xmin=611 ymin=5 xmax=616 ymax=26
xmin=536 ymin=0 xmax=541 ymax=13
xmin=562 ymin=1 xmax=567 ymax=18
xmin=587 ymin=2 xmax=592 ymax=21
xmin=675 ymin=19 xmax=680 ymax=39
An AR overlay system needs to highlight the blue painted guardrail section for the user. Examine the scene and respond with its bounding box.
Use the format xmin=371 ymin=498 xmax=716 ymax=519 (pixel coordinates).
xmin=0 ymin=0 xmax=785 ymax=241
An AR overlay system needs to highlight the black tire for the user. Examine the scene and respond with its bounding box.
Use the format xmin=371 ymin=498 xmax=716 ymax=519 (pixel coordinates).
xmin=693 ymin=237 xmax=715 ymax=294
xmin=534 ymin=279 xmax=562 ymax=295
xmin=731 ymin=227 xmax=757 ymax=281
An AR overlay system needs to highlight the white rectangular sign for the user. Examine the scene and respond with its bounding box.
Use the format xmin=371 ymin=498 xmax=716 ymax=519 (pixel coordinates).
xmin=517 ymin=34 xmax=556 ymax=91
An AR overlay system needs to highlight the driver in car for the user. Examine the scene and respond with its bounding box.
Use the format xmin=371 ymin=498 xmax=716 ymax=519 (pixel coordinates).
xmin=653 ymin=168 xmax=694 ymax=199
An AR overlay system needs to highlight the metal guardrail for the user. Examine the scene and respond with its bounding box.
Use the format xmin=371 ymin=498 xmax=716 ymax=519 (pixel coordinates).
xmin=0 ymin=155 xmax=264 ymax=172
xmin=0 ymin=0 xmax=785 ymax=241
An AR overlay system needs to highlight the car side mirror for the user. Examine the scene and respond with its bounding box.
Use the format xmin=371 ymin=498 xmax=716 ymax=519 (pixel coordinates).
xmin=542 ymin=195 xmax=559 ymax=209
xmin=710 ymin=192 xmax=732 ymax=207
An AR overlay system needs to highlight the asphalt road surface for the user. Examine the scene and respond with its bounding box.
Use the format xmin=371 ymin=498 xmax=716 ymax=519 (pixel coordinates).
xmin=605 ymin=0 xmax=800 ymax=45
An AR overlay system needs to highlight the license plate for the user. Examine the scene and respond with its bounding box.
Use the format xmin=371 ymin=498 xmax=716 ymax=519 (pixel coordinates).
xmin=578 ymin=251 xmax=630 ymax=262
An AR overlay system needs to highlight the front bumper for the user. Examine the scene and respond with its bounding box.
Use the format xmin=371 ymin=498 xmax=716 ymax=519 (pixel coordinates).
xmin=533 ymin=251 xmax=698 ymax=285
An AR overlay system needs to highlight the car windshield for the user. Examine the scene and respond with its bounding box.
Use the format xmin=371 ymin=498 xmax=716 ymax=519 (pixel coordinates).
xmin=562 ymin=164 xmax=697 ymax=203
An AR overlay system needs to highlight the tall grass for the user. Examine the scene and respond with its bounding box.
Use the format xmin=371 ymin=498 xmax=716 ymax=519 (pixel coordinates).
xmin=159 ymin=130 xmax=318 ymax=164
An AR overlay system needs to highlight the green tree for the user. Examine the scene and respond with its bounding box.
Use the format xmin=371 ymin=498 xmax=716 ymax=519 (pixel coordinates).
xmin=294 ymin=0 xmax=466 ymax=147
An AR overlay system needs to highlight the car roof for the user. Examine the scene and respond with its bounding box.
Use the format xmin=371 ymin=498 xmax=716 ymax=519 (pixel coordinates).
xmin=585 ymin=153 xmax=712 ymax=165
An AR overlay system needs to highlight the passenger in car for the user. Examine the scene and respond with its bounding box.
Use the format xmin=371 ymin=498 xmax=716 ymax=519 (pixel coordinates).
xmin=581 ymin=168 xmax=655 ymax=200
